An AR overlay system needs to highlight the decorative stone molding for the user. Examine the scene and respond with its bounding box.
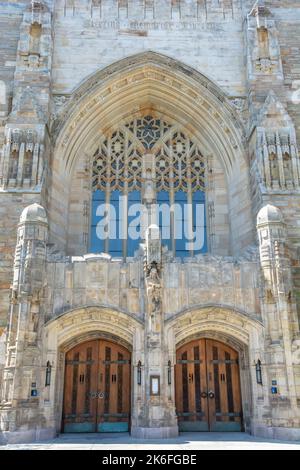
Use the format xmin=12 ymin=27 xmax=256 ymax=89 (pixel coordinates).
xmin=0 ymin=1 xmax=53 ymax=193
xmin=246 ymin=1 xmax=283 ymax=81
xmin=17 ymin=1 xmax=52 ymax=73
xmin=251 ymin=92 xmax=300 ymax=192
xmin=45 ymin=305 xmax=143 ymax=348
xmin=166 ymin=306 xmax=264 ymax=347
xmin=0 ymin=126 xmax=44 ymax=189
xmin=51 ymin=52 xmax=245 ymax=177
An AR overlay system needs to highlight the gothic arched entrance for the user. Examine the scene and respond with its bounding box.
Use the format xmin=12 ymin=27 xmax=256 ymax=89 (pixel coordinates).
xmin=175 ymin=338 xmax=243 ymax=432
xmin=62 ymin=339 xmax=131 ymax=433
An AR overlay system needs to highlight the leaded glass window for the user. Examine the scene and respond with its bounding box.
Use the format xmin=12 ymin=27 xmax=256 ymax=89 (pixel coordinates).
xmin=90 ymin=115 xmax=207 ymax=257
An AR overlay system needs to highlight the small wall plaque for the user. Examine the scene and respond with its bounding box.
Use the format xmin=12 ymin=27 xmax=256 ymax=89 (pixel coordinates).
xmin=31 ymin=389 xmax=38 ymax=397
xmin=150 ymin=375 xmax=160 ymax=396
xmin=271 ymin=387 xmax=278 ymax=394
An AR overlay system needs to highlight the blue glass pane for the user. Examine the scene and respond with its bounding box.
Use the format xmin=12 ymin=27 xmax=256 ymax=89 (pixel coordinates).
xmin=193 ymin=191 xmax=206 ymax=228
xmin=157 ymin=190 xmax=169 ymax=202
xmin=93 ymin=190 xmax=106 ymax=202
xmin=174 ymin=192 xmax=187 ymax=223
xmin=193 ymin=190 xmax=205 ymax=202
xmin=90 ymin=188 xmax=207 ymax=257
xmin=90 ymin=190 xmax=107 ymax=253
xmin=90 ymin=225 xmax=105 ymax=254
xmin=110 ymin=190 xmax=121 ymax=201
xmin=157 ymin=191 xmax=172 ymax=249
xmin=174 ymin=191 xmax=187 ymax=201
xmin=127 ymin=191 xmax=141 ymax=256
xmin=128 ymin=190 xmax=141 ymax=202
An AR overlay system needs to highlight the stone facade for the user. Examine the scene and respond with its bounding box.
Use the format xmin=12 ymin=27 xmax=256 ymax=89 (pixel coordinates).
xmin=0 ymin=0 xmax=300 ymax=443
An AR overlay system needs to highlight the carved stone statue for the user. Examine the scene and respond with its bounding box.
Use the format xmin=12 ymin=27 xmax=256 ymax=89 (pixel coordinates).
xmin=146 ymin=266 xmax=161 ymax=333
xmin=144 ymin=224 xmax=162 ymax=338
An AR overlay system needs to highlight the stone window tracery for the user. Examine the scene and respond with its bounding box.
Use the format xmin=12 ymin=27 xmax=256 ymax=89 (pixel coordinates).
xmin=91 ymin=115 xmax=207 ymax=257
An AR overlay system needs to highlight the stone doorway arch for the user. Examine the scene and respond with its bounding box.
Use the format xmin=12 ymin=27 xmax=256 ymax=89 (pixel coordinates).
xmin=165 ymin=306 xmax=265 ymax=434
xmin=175 ymin=336 xmax=244 ymax=432
xmin=43 ymin=306 xmax=143 ymax=436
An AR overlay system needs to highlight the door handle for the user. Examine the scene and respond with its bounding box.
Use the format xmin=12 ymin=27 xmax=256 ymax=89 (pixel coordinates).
xmin=208 ymin=391 xmax=215 ymax=399
xmin=200 ymin=391 xmax=208 ymax=398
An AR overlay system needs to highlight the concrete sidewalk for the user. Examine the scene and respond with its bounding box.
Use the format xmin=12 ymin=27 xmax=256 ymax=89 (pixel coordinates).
xmin=1 ymin=432 xmax=300 ymax=450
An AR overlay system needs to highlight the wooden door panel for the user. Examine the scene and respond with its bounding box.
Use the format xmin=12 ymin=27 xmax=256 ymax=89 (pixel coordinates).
xmin=175 ymin=338 xmax=242 ymax=432
xmin=97 ymin=340 xmax=131 ymax=432
xmin=62 ymin=339 xmax=131 ymax=433
xmin=63 ymin=340 xmax=98 ymax=432
xmin=206 ymin=339 xmax=242 ymax=432
xmin=175 ymin=339 xmax=209 ymax=431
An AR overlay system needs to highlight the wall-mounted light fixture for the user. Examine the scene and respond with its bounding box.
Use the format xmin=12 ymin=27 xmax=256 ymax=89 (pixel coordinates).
xmin=137 ymin=361 xmax=142 ymax=385
xmin=168 ymin=360 xmax=172 ymax=385
xmin=255 ymin=359 xmax=262 ymax=385
xmin=45 ymin=361 xmax=52 ymax=386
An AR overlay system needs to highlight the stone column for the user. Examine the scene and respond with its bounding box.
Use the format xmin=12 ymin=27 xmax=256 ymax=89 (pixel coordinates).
xmin=131 ymin=224 xmax=178 ymax=438
xmin=256 ymin=204 xmax=300 ymax=439
xmin=0 ymin=203 xmax=52 ymax=444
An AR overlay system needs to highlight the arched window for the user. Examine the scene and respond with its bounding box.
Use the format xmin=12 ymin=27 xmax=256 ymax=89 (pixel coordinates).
xmin=90 ymin=115 xmax=207 ymax=258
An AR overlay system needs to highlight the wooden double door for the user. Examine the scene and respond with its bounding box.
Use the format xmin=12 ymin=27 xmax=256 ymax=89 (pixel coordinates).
xmin=62 ymin=339 xmax=131 ymax=433
xmin=175 ymin=339 xmax=242 ymax=432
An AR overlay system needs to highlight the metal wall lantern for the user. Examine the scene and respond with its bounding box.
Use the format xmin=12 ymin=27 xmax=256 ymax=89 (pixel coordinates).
xmin=137 ymin=361 xmax=142 ymax=385
xmin=255 ymin=359 xmax=262 ymax=385
xmin=168 ymin=360 xmax=172 ymax=385
xmin=45 ymin=361 xmax=52 ymax=386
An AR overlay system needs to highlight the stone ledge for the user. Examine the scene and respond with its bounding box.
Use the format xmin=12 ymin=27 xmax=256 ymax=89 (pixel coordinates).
xmin=131 ymin=426 xmax=179 ymax=439
xmin=251 ymin=423 xmax=300 ymax=442
xmin=0 ymin=427 xmax=56 ymax=445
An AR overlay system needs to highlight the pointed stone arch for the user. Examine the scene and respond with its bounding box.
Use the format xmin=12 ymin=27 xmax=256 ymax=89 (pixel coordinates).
xmin=52 ymin=51 xmax=246 ymax=175
xmin=49 ymin=52 xmax=253 ymax=255
xmin=44 ymin=306 xmax=144 ymax=435
xmin=165 ymin=306 xmax=265 ymax=434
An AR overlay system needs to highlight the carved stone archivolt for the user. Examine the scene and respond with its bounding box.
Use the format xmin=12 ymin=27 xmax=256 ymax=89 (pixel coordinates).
xmin=52 ymin=53 xmax=245 ymax=178
xmin=45 ymin=306 xmax=142 ymax=349
xmin=166 ymin=306 xmax=264 ymax=347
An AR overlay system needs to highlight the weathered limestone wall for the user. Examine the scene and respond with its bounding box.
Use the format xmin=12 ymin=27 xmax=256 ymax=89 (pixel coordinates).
xmin=44 ymin=251 xmax=261 ymax=323
xmin=52 ymin=0 xmax=245 ymax=97
xmin=0 ymin=2 xmax=27 ymax=328
xmin=0 ymin=3 xmax=23 ymax=116
xmin=163 ymin=254 xmax=260 ymax=318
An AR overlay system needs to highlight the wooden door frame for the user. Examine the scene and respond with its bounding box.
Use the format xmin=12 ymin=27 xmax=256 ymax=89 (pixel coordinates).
xmin=175 ymin=333 xmax=252 ymax=433
xmin=59 ymin=333 xmax=133 ymax=433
